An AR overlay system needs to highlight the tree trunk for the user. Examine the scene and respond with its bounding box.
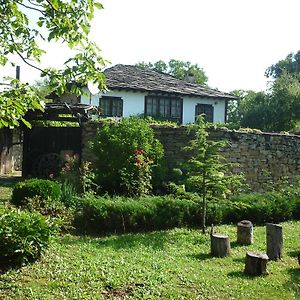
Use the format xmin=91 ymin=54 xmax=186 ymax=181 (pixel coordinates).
xmin=266 ymin=223 xmax=283 ymax=261
xmin=210 ymin=234 xmax=231 ymax=257
xmin=237 ymin=220 xmax=253 ymax=245
xmin=202 ymin=194 xmax=206 ymax=234
xmin=201 ymin=174 xmax=207 ymax=234
xmin=244 ymin=252 xmax=269 ymax=276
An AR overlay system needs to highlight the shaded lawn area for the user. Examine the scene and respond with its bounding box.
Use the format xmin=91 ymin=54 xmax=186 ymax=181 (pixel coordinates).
xmin=0 ymin=222 xmax=300 ymax=300
xmin=0 ymin=174 xmax=22 ymax=204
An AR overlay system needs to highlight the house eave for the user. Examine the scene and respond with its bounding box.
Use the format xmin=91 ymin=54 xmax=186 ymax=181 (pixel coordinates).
xmin=106 ymin=85 xmax=238 ymax=101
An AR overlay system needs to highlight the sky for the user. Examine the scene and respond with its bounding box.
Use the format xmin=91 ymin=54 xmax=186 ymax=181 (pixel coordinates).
xmin=1 ymin=0 xmax=300 ymax=92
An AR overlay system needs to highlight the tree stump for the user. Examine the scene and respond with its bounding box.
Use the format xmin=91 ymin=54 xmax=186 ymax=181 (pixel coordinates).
xmin=237 ymin=220 xmax=253 ymax=245
xmin=244 ymin=252 xmax=269 ymax=276
xmin=266 ymin=223 xmax=283 ymax=261
xmin=210 ymin=234 xmax=231 ymax=257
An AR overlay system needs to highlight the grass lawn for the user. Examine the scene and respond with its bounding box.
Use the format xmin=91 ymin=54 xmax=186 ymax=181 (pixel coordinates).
xmin=0 ymin=174 xmax=21 ymax=204
xmin=0 ymin=177 xmax=300 ymax=299
xmin=0 ymin=222 xmax=299 ymax=299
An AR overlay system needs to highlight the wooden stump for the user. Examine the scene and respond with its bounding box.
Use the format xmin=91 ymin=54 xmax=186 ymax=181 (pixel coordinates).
xmin=266 ymin=223 xmax=283 ymax=261
xmin=244 ymin=252 xmax=269 ymax=276
xmin=210 ymin=234 xmax=231 ymax=257
xmin=237 ymin=220 xmax=253 ymax=245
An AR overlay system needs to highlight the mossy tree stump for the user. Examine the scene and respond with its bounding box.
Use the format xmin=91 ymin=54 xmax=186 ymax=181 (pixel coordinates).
xmin=237 ymin=220 xmax=253 ymax=245
xmin=244 ymin=252 xmax=269 ymax=276
xmin=210 ymin=234 xmax=231 ymax=257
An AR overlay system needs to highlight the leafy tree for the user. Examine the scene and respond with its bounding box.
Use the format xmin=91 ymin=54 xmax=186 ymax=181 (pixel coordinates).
xmin=266 ymin=72 xmax=300 ymax=131
xmin=265 ymin=51 xmax=300 ymax=78
xmin=0 ymin=80 xmax=44 ymax=128
xmin=184 ymin=116 xmax=243 ymax=233
xmin=136 ymin=59 xmax=208 ymax=85
xmin=227 ymin=51 xmax=300 ymax=132
xmin=235 ymin=72 xmax=300 ymax=132
xmin=239 ymin=91 xmax=271 ymax=130
xmin=227 ymin=90 xmax=259 ymax=128
xmin=0 ymin=0 xmax=106 ymax=128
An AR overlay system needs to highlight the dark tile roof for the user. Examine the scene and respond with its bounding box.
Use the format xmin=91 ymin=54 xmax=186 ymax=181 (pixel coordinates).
xmin=104 ymin=64 xmax=237 ymax=100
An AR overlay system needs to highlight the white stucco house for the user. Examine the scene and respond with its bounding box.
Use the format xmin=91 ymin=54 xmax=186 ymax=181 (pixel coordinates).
xmin=80 ymin=64 xmax=237 ymax=124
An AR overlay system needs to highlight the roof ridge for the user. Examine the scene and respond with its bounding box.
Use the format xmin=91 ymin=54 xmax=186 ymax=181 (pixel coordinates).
xmin=103 ymin=64 xmax=238 ymax=100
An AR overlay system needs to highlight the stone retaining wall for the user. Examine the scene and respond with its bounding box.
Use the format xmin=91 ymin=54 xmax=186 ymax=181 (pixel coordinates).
xmin=82 ymin=122 xmax=300 ymax=192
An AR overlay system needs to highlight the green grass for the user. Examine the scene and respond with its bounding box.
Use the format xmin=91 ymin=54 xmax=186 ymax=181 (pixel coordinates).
xmin=0 ymin=178 xmax=300 ymax=299
xmin=0 ymin=222 xmax=299 ymax=299
xmin=0 ymin=175 xmax=21 ymax=204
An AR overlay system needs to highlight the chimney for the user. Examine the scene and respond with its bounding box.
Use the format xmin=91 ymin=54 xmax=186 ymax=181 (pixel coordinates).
xmin=185 ymin=72 xmax=196 ymax=84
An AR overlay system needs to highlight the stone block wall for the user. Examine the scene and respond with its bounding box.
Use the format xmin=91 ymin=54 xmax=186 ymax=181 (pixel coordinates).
xmin=82 ymin=122 xmax=300 ymax=192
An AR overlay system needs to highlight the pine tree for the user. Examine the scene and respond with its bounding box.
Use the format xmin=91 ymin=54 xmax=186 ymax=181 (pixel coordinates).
xmin=185 ymin=116 xmax=243 ymax=233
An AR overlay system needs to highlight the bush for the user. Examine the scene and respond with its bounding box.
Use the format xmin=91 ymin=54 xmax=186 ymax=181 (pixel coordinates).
xmin=91 ymin=117 xmax=164 ymax=196
xmin=223 ymin=189 xmax=300 ymax=224
xmin=60 ymin=180 xmax=79 ymax=208
xmin=22 ymin=196 xmax=74 ymax=232
xmin=73 ymin=195 xmax=201 ymax=234
xmin=11 ymin=178 xmax=61 ymax=207
xmin=76 ymin=187 xmax=300 ymax=230
xmin=58 ymin=155 xmax=96 ymax=196
xmin=0 ymin=206 xmax=57 ymax=265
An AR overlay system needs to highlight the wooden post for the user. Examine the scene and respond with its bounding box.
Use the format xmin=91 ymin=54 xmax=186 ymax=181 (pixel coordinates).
xmin=266 ymin=223 xmax=283 ymax=261
xmin=210 ymin=234 xmax=231 ymax=257
xmin=237 ymin=220 xmax=253 ymax=245
xmin=244 ymin=252 xmax=269 ymax=276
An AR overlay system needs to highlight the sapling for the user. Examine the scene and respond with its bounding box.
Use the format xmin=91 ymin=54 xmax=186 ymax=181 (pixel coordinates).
xmin=184 ymin=116 xmax=243 ymax=234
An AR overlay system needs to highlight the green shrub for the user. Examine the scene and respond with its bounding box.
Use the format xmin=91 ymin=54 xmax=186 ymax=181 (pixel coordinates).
xmin=22 ymin=196 xmax=74 ymax=232
xmin=58 ymin=155 xmax=96 ymax=195
xmin=0 ymin=206 xmax=57 ymax=265
xmin=224 ymin=190 xmax=299 ymax=224
xmin=73 ymin=195 xmax=201 ymax=234
xmin=73 ymin=187 xmax=300 ymax=235
xmin=91 ymin=117 xmax=164 ymax=196
xmin=60 ymin=181 xmax=78 ymax=208
xmin=11 ymin=179 xmax=61 ymax=207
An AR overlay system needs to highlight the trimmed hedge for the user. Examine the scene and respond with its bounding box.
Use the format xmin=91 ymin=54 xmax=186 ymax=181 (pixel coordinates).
xmin=0 ymin=206 xmax=57 ymax=265
xmin=74 ymin=188 xmax=300 ymax=234
xmin=74 ymin=195 xmax=201 ymax=234
xmin=222 ymin=189 xmax=300 ymax=224
xmin=11 ymin=179 xmax=61 ymax=207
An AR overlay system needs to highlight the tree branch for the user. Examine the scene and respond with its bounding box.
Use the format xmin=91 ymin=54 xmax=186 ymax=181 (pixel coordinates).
xmin=28 ymin=0 xmax=44 ymax=8
xmin=45 ymin=0 xmax=58 ymax=11
xmin=16 ymin=0 xmax=44 ymax=14
xmin=16 ymin=51 xmax=48 ymax=75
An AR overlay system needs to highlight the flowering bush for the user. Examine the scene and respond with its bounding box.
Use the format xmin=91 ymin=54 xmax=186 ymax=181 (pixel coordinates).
xmin=120 ymin=148 xmax=154 ymax=196
xmin=58 ymin=154 xmax=96 ymax=207
xmin=91 ymin=117 xmax=164 ymax=195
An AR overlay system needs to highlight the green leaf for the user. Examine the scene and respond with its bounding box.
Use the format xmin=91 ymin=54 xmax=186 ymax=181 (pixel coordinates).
xmin=51 ymin=0 xmax=60 ymax=10
xmin=80 ymin=23 xmax=90 ymax=35
xmin=94 ymin=2 xmax=103 ymax=9
xmin=21 ymin=118 xmax=32 ymax=129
